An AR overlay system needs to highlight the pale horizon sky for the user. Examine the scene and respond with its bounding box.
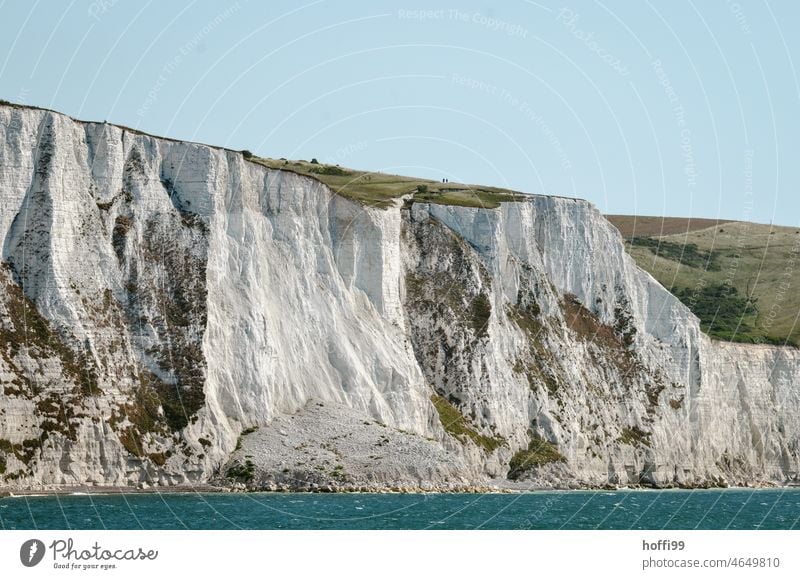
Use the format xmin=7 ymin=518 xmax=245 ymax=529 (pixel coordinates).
xmin=1 ymin=1 xmax=798 ymax=224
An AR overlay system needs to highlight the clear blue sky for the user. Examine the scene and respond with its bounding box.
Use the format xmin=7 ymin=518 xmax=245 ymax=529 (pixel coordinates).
xmin=1 ymin=0 xmax=798 ymax=223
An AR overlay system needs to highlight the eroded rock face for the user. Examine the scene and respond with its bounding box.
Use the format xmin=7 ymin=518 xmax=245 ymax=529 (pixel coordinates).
xmin=1 ymin=104 xmax=798 ymax=490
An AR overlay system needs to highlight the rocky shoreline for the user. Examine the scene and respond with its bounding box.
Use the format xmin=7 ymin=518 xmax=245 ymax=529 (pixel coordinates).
xmin=210 ymin=479 xmax=783 ymax=494
xmin=1 ymin=478 xmax=789 ymax=498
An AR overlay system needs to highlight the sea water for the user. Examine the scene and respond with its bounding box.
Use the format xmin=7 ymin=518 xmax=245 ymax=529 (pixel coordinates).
xmin=1 ymin=489 xmax=799 ymax=530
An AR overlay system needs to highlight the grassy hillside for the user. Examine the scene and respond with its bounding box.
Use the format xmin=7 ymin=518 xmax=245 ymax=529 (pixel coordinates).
xmin=606 ymin=215 xmax=800 ymax=347
xmin=251 ymin=157 xmax=526 ymax=209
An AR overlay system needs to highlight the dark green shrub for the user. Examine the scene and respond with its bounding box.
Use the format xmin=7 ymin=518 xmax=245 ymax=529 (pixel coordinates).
xmin=618 ymin=426 xmax=651 ymax=447
xmin=227 ymin=459 xmax=255 ymax=482
xmin=469 ymin=293 xmax=492 ymax=337
xmin=308 ymin=164 xmax=349 ymax=176
xmin=674 ymin=283 xmax=757 ymax=339
xmin=508 ymin=437 xmax=565 ymax=480
xmin=629 ymin=237 xmax=721 ymax=271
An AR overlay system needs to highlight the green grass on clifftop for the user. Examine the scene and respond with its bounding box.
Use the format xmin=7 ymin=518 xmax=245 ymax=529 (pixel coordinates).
xmin=607 ymin=215 xmax=800 ymax=347
xmin=252 ymin=157 xmax=526 ymax=209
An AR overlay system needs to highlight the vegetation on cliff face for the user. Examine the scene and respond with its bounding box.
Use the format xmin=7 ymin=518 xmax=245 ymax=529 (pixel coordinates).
xmin=618 ymin=425 xmax=651 ymax=447
xmin=226 ymin=459 xmax=255 ymax=483
xmin=430 ymin=395 xmax=505 ymax=453
xmin=0 ymin=263 xmax=100 ymax=399
xmin=508 ymin=436 xmax=565 ymax=480
xmin=0 ymin=262 xmax=104 ymax=481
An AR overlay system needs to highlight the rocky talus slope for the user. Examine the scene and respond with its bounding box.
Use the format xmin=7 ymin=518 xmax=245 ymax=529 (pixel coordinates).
xmin=1 ymin=104 xmax=799 ymax=490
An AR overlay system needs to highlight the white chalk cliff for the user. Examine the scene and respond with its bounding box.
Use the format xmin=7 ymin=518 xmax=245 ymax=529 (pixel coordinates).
xmin=0 ymin=103 xmax=798 ymax=490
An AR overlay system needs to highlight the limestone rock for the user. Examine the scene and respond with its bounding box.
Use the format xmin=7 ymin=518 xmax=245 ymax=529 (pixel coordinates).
xmin=0 ymin=103 xmax=798 ymax=490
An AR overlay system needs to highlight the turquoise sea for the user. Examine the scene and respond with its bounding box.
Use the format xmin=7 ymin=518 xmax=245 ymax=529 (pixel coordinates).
xmin=2 ymin=489 xmax=799 ymax=530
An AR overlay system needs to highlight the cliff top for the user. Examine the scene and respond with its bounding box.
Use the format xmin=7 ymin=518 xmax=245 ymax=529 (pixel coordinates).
xmin=249 ymin=157 xmax=530 ymax=209
xmin=0 ymin=100 xmax=575 ymax=211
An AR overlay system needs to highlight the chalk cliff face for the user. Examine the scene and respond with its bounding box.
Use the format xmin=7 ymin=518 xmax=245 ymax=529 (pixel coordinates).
xmin=1 ymin=104 xmax=798 ymax=490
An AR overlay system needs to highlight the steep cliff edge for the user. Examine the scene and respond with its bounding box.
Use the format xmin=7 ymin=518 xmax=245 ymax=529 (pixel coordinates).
xmin=1 ymin=104 xmax=798 ymax=490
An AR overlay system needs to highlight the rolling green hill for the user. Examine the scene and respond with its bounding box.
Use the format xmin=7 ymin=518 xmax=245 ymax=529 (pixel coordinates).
xmin=607 ymin=215 xmax=800 ymax=347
